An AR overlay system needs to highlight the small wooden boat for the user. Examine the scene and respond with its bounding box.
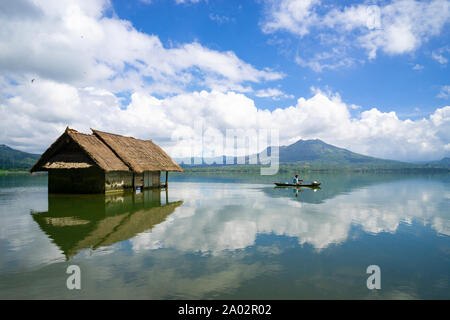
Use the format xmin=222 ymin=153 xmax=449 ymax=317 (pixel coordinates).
xmin=274 ymin=182 xmax=321 ymax=187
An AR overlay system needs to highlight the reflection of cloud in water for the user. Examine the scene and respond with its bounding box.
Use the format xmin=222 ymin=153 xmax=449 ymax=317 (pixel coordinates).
xmin=0 ymin=188 xmax=65 ymax=271
xmin=132 ymin=181 xmax=449 ymax=253
xmin=86 ymin=254 xmax=280 ymax=299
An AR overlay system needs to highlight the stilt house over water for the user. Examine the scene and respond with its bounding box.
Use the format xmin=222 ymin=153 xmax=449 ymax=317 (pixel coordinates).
xmin=31 ymin=127 xmax=183 ymax=193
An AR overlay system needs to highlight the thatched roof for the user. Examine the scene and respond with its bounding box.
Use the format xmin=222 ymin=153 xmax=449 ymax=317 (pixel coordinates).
xmin=92 ymin=129 xmax=183 ymax=173
xmin=31 ymin=127 xmax=182 ymax=173
xmin=31 ymin=128 xmax=130 ymax=172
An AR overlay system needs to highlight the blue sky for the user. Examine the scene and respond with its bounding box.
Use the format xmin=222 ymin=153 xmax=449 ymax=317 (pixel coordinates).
xmin=0 ymin=0 xmax=449 ymax=161
xmin=110 ymin=0 xmax=449 ymax=117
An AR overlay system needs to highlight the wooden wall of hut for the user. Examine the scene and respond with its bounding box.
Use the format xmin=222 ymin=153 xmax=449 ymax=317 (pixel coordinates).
xmin=134 ymin=172 xmax=144 ymax=188
xmin=48 ymin=167 xmax=105 ymax=193
xmin=144 ymin=171 xmax=161 ymax=188
xmin=105 ymin=171 xmax=134 ymax=193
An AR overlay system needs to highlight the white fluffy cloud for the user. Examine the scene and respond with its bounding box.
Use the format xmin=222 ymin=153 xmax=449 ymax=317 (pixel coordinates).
xmin=262 ymin=0 xmax=320 ymax=36
xmin=295 ymin=49 xmax=356 ymax=72
xmin=130 ymin=180 xmax=450 ymax=253
xmin=0 ymin=0 xmax=282 ymax=95
xmin=175 ymin=0 xmax=202 ymax=4
xmin=437 ymin=85 xmax=450 ymax=98
xmin=254 ymin=88 xmax=294 ymax=100
xmin=262 ymin=0 xmax=450 ymax=68
xmin=2 ymin=78 xmax=449 ymax=161
xmin=0 ymin=0 xmax=449 ymax=161
xmin=432 ymin=52 xmax=448 ymax=64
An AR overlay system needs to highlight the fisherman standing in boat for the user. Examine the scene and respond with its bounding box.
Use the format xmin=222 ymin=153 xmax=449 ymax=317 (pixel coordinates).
xmin=293 ymin=174 xmax=303 ymax=185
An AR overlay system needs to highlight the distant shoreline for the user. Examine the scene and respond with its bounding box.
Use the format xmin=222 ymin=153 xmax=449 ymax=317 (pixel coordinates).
xmin=1 ymin=165 xmax=448 ymax=175
xmin=0 ymin=170 xmax=33 ymax=175
xmin=179 ymin=165 xmax=450 ymax=174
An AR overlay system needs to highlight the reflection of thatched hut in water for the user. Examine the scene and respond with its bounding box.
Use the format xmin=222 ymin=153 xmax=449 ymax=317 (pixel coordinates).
xmin=30 ymin=127 xmax=183 ymax=193
xmin=31 ymin=189 xmax=183 ymax=259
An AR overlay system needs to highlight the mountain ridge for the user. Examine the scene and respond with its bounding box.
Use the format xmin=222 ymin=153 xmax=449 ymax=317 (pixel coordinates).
xmin=423 ymin=157 xmax=450 ymax=168
xmin=176 ymin=138 xmax=419 ymax=169
xmin=0 ymin=140 xmax=448 ymax=171
xmin=0 ymin=145 xmax=41 ymax=170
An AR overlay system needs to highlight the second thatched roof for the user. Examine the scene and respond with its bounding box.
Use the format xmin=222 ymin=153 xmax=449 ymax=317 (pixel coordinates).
xmin=92 ymin=129 xmax=183 ymax=173
xmin=31 ymin=127 xmax=183 ymax=173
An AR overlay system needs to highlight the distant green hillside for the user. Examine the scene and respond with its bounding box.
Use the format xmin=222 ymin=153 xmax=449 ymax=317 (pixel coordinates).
xmin=273 ymin=139 xmax=411 ymax=168
xmin=424 ymin=157 xmax=450 ymax=168
xmin=2 ymin=139 xmax=447 ymax=172
xmin=179 ymin=139 xmax=421 ymax=170
xmin=0 ymin=145 xmax=40 ymax=171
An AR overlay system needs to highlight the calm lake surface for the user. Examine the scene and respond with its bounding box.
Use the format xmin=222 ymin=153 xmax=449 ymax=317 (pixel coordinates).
xmin=0 ymin=172 xmax=448 ymax=299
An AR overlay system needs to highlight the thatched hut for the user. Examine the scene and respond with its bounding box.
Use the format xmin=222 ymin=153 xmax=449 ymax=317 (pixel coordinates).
xmin=31 ymin=127 xmax=183 ymax=193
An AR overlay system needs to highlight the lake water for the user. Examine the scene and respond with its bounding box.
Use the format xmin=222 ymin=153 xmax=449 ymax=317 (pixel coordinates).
xmin=0 ymin=172 xmax=448 ymax=299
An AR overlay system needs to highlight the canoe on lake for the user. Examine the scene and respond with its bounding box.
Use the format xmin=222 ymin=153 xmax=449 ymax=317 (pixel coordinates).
xmin=274 ymin=182 xmax=321 ymax=187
